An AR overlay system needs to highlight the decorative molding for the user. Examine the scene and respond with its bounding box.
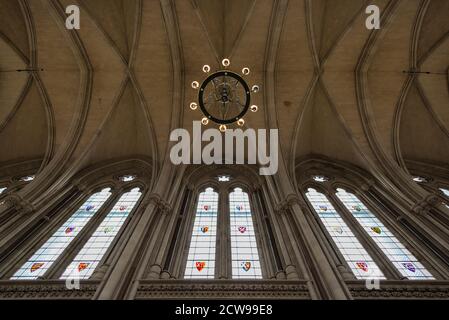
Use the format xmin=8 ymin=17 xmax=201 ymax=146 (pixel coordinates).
xmin=0 ymin=281 xmax=99 ymax=299
xmin=135 ymin=280 xmax=310 ymax=299
xmin=275 ymin=193 xmax=305 ymax=214
xmin=147 ymin=193 xmax=172 ymax=215
xmin=347 ymin=280 xmax=449 ymax=299
xmin=412 ymin=194 xmax=441 ymax=214
xmin=3 ymin=194 xmax=34 ymax=214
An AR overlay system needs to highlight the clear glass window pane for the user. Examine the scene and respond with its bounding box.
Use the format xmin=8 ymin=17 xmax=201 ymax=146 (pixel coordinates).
xmin=336 ymin=189 xmax=434 ymax=280
xmin=0 ymin=187 xmax=6 ymax=194
xmin=229 ymin=188 xmax=262 ymax=279
xmin=184 ymin=188 xmax=218 ymax=279
xmin=61 ymin=188 xmax=142 ymax=280
xmin=306 ymin=188 xmax=385 ymax=280
xmin=440 ymin=188 xmax=449 ymax=198
xmin=11 ymin=188 xmax=112 ymax=280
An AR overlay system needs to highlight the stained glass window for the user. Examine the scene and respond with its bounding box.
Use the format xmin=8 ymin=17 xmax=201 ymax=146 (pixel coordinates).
xmin=306 ymin=188 xmax=385 ymax=279
xmin=11 ymin=188 xmax=112 ymax=279
xmin=229 ymin=188 xmax=262 ymax=279
xmin=61 ymin=188 xmax=142 ymax=280
xmin=336 ymin=189 xmax=434 ymax=280
xmin=184 ymin=188 xmax=218 ymax=279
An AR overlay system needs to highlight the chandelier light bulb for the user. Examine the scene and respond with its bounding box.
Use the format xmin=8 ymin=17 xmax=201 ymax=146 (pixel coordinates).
xmin=202 ymin=65 xmax=211 ymax=73
xmin=191 ymin=81 xmax=199 ymax=89
xmin=219 ymin=125 xmax=227 ymax=132
xmin=242 ymin=67 xmax=250 ymax=75
xmin=237 ymin=118 xmax=245 ymax=126
xmin=189 ymin=102 xmax=198 ymax=110
xmin=251 ymin=85 xmax=260 ymax=93
xmin=250 ymin=105 xmax=258 ymax=113
xmin=201 ymin=117 xmax=209 ymax=126
xmin=222 ymin=58 xmax=231 ymax=67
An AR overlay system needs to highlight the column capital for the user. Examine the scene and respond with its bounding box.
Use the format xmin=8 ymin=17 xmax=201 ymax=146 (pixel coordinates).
xmin=412 ymin=194 xmax=440 ymax=214
xmin=275 ymin=193 xmax=305 ymax=214
xmin=3 ymin=194 xmax=34 ymax=214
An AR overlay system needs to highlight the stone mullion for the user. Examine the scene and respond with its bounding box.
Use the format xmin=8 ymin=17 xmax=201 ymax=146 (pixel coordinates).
xmin=361 ymin=190 xmax=449 ymax=280
xmin=174 ymin=190 xmax=199 ymax=279
xmin=249 ymin=190 xmax=276 ymax=279
xmin=259 ymin=184 xmax=295 ymax=278
xmin=216 ymin=187 xmax=231 ymax=279
xmin=0 ymin=184 xmax=76 ymax=246
xmin=370 ymin=184 xmax=449 ymax=262
xmin=89 ymin=193 xmax=147 ymax=281
xmin=327 ymin=192 xmax=402 ymax=280
xmin=95 ymin=199 xmax=161 ymax=299
xmin=43 ymin=191 xmax=122 ymax=279
xmin=160 ymin=187 xmax=192 ymax=278
xmin=374 ymin=183 xmax=449 ymax=252
xmin=0 ymin=188 xmax=85 ymax=279
xmin=287 ymin=203 xmax=352 ymax=299
xmin=148 ymin=189 xmax=186 ymax=280
xmin=301 ymin=194 xmax=356 ymax=281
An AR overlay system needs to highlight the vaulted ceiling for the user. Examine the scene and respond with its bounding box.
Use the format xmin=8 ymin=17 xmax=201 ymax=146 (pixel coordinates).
xmin=0 ymin=0 xmax=448 ymax=183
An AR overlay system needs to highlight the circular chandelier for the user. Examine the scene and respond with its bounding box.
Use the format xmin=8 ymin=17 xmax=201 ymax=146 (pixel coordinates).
xmin=189 ymin=58 xmax=260 ymax=132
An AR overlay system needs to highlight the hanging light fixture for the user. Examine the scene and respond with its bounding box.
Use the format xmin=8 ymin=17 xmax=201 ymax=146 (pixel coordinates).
xmin=189 ymin=58 xmax=261 ymax=130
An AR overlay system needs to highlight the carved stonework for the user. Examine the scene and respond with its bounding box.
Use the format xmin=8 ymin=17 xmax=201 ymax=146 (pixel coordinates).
xmin=146 ymin=193 xmax=172 ymax=215
xmin=0 ymin=281 xmax=99 ymax=299
xmin=275 ymin=194 xmax=304 ymax=214
xmin=135 ymin=280 xmax=310 ymax=299
xmin=347 ymin=280 xmax=449 ymax=299
xmin=412 ymin=194 xmax=441 ymax=214
xmin=4 ymin=194 xmax=34 ymax=214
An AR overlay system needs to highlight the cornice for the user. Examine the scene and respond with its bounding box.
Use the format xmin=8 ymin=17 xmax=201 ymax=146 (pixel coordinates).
xmin=136 ymin=280 xmax=310 ymax=300
xmin=0 ymin=280 xmax=99 ymax=299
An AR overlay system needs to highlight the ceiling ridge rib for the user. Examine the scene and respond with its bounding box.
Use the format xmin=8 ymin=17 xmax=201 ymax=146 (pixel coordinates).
xmin=19 ymin=0 xmax=55 ymax=173
xmin=0 ymin=75 xmax=32 ymax=135
xmin=392 ymin=0 xmax=428 ymax=172
xmin=127 ymin=0 xmax=159 ymax=178
xmin=227 ymin=0 xmax=257 ymax=60
xmin=321 ymin=0 xmax=370 ymax=64
xmin=19 ymin=0 xmax=93 ymax=204
xmin=78 ymin=0 xmax=129 ymax=65
xmin=0 ymin=32 xmax=29 ymax=66
xmin=190 ymin=0 xmax=221 ymax=64
xmin=355 ymin=0 xmax=425 ymax=203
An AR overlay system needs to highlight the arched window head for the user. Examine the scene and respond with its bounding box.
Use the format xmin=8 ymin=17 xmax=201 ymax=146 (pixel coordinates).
xmin=413 ymin=176 xmax=428 ymax=183
xmin=312 ymin=175 xmax=329 ymax=183
xmin=440 ymin=188 xmax=449 ymax=198
xmin=184 ymin=188 xmax=219 ymax=279
xmin=229 ymin=187 xmax=262 ymax=279
xmin=306 ymin=188 xmax=385 ymax=279
xmin=12 ymin=188 xmax=113 ymax=280
xmin=20 ymin=175 xmax=35 ymax=182
xmin=336 ymin=188 xmax=434 ymax=280
xmin=119 ymin=175 xmax=136 ymax=182
xmin=61 ymin=188 xmax=142 ymax=280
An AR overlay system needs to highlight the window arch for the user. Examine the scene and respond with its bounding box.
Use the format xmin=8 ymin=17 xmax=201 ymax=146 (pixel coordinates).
xmin=182 ymin=183 xmax=265 ymax=280
xmin=229 ymin=188 xmax=262 ymax=279
xmin=305 ymin=188 xmax=385 ymax=279
xmin=184 ymin=187 xmax=219 ymax=279
xmin=12 ymin=188 xmax=113 ymax=279
xmin=335 ymin=189 xmax=434 ymax=280
xmin=61 ymin=187 xmax=142 ymax=280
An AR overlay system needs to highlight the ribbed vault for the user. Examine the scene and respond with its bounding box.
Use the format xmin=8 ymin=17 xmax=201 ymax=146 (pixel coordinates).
xmin=0 ymin=0 xmax=447 ymax=201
